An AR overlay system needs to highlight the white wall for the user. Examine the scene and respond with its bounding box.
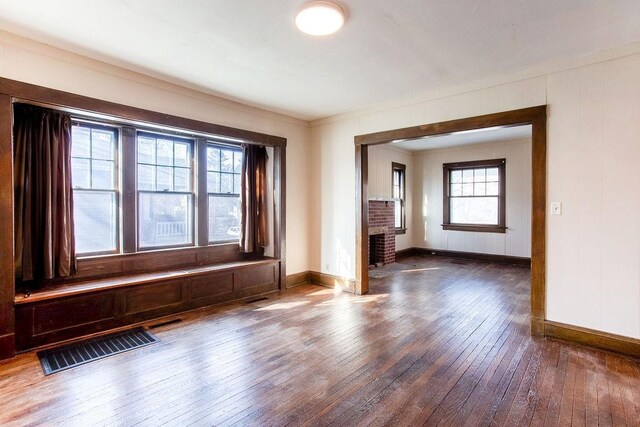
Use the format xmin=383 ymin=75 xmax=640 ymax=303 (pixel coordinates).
xmin=367 ymin=145 xmax=413 ymax=251
xmin=413 ymin=139 xmax=532 ymax=258
xmin=310 ymin=52 xmax=640 ymax=339
xmin=0 ymin=32 xmax=311 ymax=275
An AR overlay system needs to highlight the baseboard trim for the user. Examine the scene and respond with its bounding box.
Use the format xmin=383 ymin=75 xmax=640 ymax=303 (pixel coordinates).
xmin=531 ymin=316 xmax=545 ymax=338
xmin=285 ymin=271 xmax=311 ymax=289
xmin=0 ymin=333 xmax=15 ymax=360
xmin=394 ymin=247 xmax=417 ymax=259
xmin=285 ymin=270 xmax=356 ymax=293
xmin=545 ymin=320 xmax=640 ymax=360
xmin=308 ymin=271 xmax=356 ymax=293
xmin=396 ymin=247 xmax=531 ymax=267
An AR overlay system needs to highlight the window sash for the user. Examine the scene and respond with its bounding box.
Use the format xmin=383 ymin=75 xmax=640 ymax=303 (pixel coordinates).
xmin=72 ymin=189 xmax=119 ymax=256
xmin=207 ymin=193 xmax=242 ymax=244
xmin=137 ymin=190 xmax=195 ymax=250
xmin=71 ymin=123 xmax=120 ymax=255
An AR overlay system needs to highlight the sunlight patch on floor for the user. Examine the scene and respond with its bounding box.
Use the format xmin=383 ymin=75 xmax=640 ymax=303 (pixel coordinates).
xmin=399 ymin=267 xmax=440 ymax=273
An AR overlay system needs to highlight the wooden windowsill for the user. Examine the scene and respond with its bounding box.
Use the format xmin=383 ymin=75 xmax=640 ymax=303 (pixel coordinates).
xmin=14 ymin=258 xmax=279 ymax=305
xmin=395 ymin=228 xmax=407 ymax=235
xmin=77 ymin=241 xmax=238 ymax=261
xmin=442 ymin=224 xmax=507 ymax=234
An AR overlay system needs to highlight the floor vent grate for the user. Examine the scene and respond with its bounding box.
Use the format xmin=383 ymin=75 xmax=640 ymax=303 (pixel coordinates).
xmin=246 ymin=297 xmax=269 ymax=304
xmin=37 ymin=327 xmax=158 ymax=376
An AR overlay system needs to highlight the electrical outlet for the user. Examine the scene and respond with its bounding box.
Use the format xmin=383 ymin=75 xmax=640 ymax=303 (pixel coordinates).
xmin=551 ymin=202 xmax=562 ymax=216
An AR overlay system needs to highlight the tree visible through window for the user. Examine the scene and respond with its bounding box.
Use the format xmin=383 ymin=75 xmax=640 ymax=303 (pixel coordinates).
xmin=136 ymin=133 xmax=194 ymax=248
xmin=207 ymin=145 xmax=243 ymax=242
xmin=443 ymin=158 xmax=506 ymax=233
xmin=71 ymin=123 xmax=118 ymax=255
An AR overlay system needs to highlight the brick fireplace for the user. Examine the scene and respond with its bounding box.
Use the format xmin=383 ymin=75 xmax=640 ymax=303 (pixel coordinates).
xmin=368 ymin=199 xmax=396 ymax=266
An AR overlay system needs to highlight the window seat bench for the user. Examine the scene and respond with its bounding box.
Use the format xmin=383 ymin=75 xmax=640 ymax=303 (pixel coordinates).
xmin=14 ymin=258 xmax=281 ymax=351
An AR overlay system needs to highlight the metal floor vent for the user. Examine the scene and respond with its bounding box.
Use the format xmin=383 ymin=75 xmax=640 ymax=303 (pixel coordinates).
xmin=37 ymin=327 xmax=158 ymax=376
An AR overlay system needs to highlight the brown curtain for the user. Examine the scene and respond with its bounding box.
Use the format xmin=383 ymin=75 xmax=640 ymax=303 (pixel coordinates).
xmin=14 ymin=104 xmax=76 ymax=283
xmin=240 ymin=144 xmax=268 ymax=253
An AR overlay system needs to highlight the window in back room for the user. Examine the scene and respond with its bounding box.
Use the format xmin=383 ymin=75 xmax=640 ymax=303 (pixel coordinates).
xmin=392 ymin=162 xmax=406 ymax=233
xmin=442 ymin=158 xmax=506 ymax=233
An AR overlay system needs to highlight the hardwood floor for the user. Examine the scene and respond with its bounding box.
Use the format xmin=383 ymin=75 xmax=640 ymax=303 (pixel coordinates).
xmin=1 ymin=255 xmax=639 ymax=426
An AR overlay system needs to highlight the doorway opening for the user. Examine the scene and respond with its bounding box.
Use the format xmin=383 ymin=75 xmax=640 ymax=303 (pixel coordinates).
xmin=354 ymin=106 xmax=547 ymax=336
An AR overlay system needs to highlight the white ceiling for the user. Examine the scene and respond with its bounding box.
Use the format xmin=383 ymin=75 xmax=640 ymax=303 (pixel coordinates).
xmin=0 ymin=1 xmax=639 ymax=120
xmin=392 ymin=125 xmax=531 ymax=151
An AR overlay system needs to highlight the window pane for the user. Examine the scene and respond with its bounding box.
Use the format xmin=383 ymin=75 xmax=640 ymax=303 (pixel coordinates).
xmin=138 ymin=164 xmax=155 ymax=190
xmin=451 ymin=197 xmax=498 ymax=225
xmin=72 ymin=127 xmax=91 ymax=158
xmin=208 ymin=195 xmax=241 ymax=242
xmin=157 ymin=166 xmax=173 ymax=191
xmin=486 ymin=181 xmax=499 ymax=196
xmin=220 ymin=173 xmax=233 ymax=193
xmin=91 ymin=160 xmax=115 ymax=190
xmin=207 ymin=147 xmax=220 ymax=171
xmin=233 ymin=151 xmax=243 ymax=173
xmin=474 ymin=168 xmax=485 ymax=182
xmin=474 ymin=182 xmax=486 ymax=196
xmin=395 ymin=200 xmax=401 ymax=228
xmin=462 ymin=169 xmax=474 ymax=183
xmin=462 ymin=183 xmax=474 ymax=196
xmin=74 ymin=191 xmax=117 ymax=253
xmin=174 ymin=168 xmax=189 ymax=192
xmin=451 ymin=170 xmax=462 ymax=184
xmin=486 ymin=167 xmax=499 ymax=181
xmin=71 ymin=158 xmax=90 ymax=188
xmin=233 ymin=173 xmax=241 ymax=194
xmin=138 ymin=137 xmax=155 ymax=164
xmin=207 ymin=171 xmax=220 ymax=193
xmin=221 ymin=149 xmax=233 ymax=172
xmin=139 ymin=192 xmax=192 ymax=247
xmin=156 ymin=139 xmax=173 ymax=166
xmin=450 ymin=183 xmax=462 ymax=197
xmin=91 ymin=129 xmax=114 ymax=160
xmin=174 ymin=142 xmax=189 ymax=167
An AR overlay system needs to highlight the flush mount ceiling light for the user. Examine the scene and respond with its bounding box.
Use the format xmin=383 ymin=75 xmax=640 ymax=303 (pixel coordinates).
xmin=295 ymin=1 xmax=346 ymax=36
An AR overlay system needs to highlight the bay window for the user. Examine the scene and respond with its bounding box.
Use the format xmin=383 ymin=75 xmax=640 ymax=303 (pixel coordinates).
xmin=69 ymin=119 xmax=252 ymax=257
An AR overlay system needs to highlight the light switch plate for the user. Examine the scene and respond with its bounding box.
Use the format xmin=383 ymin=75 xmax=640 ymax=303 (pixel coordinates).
xmin=551 ymin=202 xmax=562 ymax=216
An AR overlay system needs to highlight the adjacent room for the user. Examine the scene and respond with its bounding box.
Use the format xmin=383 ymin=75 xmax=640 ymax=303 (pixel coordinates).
xmin=0 ymin=1 xmax=640 ymax=425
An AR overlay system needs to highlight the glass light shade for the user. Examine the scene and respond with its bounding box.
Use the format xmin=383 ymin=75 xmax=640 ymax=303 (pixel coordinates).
xmin=295 ymin=2 xmax=345 ymax=36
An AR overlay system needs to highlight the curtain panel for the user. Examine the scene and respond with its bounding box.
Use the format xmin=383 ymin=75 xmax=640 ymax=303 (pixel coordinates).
xmin=240 ymin=145 xmax=268 ymax=253
xmin=13 ymin=104 xmax=76 ymax=283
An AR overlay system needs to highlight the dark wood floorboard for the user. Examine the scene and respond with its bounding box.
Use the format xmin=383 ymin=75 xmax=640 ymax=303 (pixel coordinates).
xmin=1 ymin=255 xmax=639 ymax=426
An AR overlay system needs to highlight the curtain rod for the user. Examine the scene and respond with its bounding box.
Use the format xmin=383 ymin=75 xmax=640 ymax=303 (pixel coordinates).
xmin=13 ymin=98 xmax=251 ymax=147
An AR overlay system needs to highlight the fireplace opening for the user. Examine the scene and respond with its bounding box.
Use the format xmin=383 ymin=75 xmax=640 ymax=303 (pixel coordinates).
xmin=369 ymin=234 xmax=384 ymax=266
